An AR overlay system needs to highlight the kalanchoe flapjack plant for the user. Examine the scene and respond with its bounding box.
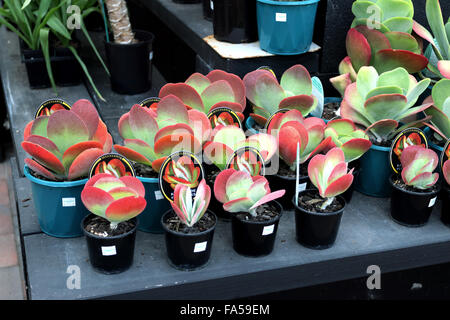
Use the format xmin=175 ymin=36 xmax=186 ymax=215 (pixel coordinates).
xmin=444 ymin=159 xmax=450 ymax=186
xmin=340 ymin=66 xmax=433 ymax=144
xmin=330 ymin=0 xmax=429 ymax=96
xmin=423 ymin=78 xmax=450 ymax=141
xmin=308 ymin=148 xmax=355 ymax=210
xmin=413 ymin=0 xmax=450 ymax=81
xmin=171 ymin=179 xmax=211 ymax=227
xmin=399 ymin=145 xmax=439 ymax=190
xmin=22 ymin=99 xmax=112 ymax=181
xmin=214 ymin=169 xmax=285 ymax=217
xmin=159 ymin=70 xmax=246 ymax=120
xmin=266 ymin=109 xmax=332 ymax=171
xmin=243 ymin=65 xmax=319 ymax=127
xmin=163 ymin=155 xmax=201 ymax=190
xmin=114 ymin=94 xmax=211 ymax=172
xmin=324 ymin=119 xmax=373 ymax=163
xmin=81 ymin=173 xmax=147 ymax=230
xmin=203 ymin=125 xmax=277 ymax=173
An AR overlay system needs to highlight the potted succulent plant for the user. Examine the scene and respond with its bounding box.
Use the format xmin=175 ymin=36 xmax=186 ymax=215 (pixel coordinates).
xmin=21 ymin=99 xmax=112 ymax=237
xmin=203 ymin=125 xmax=278 ymax=220
xmin=324 ymin=119 xmax=372 ymax=203
xmin=212 ymin=0 xmax=258 ymax=44
xmin=81 ymin=173 xmax=147 ymax=274
xmin=114 ymin=95 xmax=211 ymax=233
xmin=159 ymin=69 xmax=247 ymax=121
xmin=340 ymin=66 xmax=432 ymax=197
xmin=214 ymin=168 xmax=285 ymax=257
xmin=255 ymin=0 xmax=321 ymax=55
xmin=103 ymin=0 xmax=155 ymax=94
xmin=330 ymin=0 xmax=429 ymax=96
xmin=422 ymin=79 xmax=450 ymax=156
xmin=243 ymin=65 xmax=322 ymax=132
xmin=293 ymin=148 xmax=354 ymax=249
xmin=390 ymin=145 xmax=441 ymax=227
xmin=0 ymin=0 xmax=108 ymax=99
xmin=441 ymin=157 xmax=450 ymax=225
xmin=413 ymin=0 xmax=450 ymax=82
xmin=161 ymin=179 xmax=217 ymax=271
xmin=266 ymin=109 xmax=332 ymax=209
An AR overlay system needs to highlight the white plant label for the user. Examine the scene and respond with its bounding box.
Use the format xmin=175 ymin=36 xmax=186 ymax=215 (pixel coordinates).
xmin=210 ymin=0 xmax=214 ymax=10
xmin=429 ymin=197 xmax=437 ymax=208
xmin=276 ymin=12 xmax=287 ymax=22
xmin=262 ymin=224 xmax=275 ymax=236
xmin=154 ymin=190 xmax=164 ymax=200
xmin=101 ymin=245 xmax=117 ymax=256
xmin=194 ymin=241 xmax=207 ymax=253
xmin=149 ymin=51 xmax=154 ymax=61
xmin=62 ymin=197 xmax=76 ymax=207
xmin=298 ymin=182 xmax=307 ymax=192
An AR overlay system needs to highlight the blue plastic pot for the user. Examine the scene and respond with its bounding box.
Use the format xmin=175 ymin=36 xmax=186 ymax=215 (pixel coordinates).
xmin=354 ymin=144 xmax=392 ymax=198
xmin=137 ymin=176 xmax=171 ymax=234
xmin=256 ymin=0 xmax=320 ymax=55
xmin=245 ymin=117 xmax=262 ymax=135
xmin=24 ymin=165 xmax=89 ymax=238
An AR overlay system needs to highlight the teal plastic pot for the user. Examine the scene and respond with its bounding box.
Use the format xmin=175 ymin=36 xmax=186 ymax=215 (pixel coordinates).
xmin=256 ymin=0 xmax=320 ymax=55
xmin=137 ymin=176 xmax=171 ymax=234
xmin=354 ymin=144 xmax=392 ymax=198
xmin=24 ymin=165 xmax=89 ymax=238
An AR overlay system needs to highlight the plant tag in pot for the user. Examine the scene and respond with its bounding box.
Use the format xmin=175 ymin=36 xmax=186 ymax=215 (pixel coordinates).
xmin=262 ymin=224 xmax=274 ymax=236
xmin=194 ymin=241 xmax=207 ymax=253
xmin=429 ymin=197 xmax=437 ymax=208
xmin=101 ymin=245 xmax=117 ymax=256
xmin=227 ymin=146 xmax=265 ymax=177
xmin=158 ymin=151 xmax=204 ymax=202
xmin=62 ymin=197 xmax=76 ymax=207
xmin=89 ymin=153 xmax=136 ymax=178
xmin=207 ymin=107 xmax=242 ymax=129
xmin=275 ymin=12 xmax=287 ymax=22
xmin=139 ymin=97 xmax=160 ymax=109
xmin=389 ymin=128 xmax=428 ymax=174
xmin=35 ymin=98 xmax=71 ymax=118
xmin=264 ymin=108 xmax=290 ymax=131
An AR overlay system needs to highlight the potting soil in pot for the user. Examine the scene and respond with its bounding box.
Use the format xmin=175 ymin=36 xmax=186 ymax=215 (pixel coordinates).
xmin=235 ymin=202 xmax=280 ymax=222
xmin=391 ymin=176 xmax=440 ymax=195
xmin=164 ymin=211 xmax=216 ymax=234
xmin=322 ymin=101 xmax=341 ymax=121
xmin=297 ymin=190 xmax=344 ymax=213
xmin=132 ymin=162 xmax=158 ymax=179
xmin=84 ymin=216 xmax=135 ymax=237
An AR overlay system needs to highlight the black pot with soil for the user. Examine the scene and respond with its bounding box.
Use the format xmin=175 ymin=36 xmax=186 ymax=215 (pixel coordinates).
xmin=161 ymin=209 xmax=217 ymax=271
xmin=203 ymin=0 xmax=213 ymax=21
xmin=105 ymin=30 xmax=154 ymax=95
xmin=20 ymin=39 xmax=81 ymax=89
xmin=293 ymin=189 xmax=346 ymax=249
xmin=231 ymin=201 xmax=282 ymax=257
xmin=441 ymin=184 xmax=450 ymax=226
xmin=213 ymin=0 xmax=258 ymax=44
xmin=82 ymin=214 xmax=138 ymax=274
xmin=389 ymin=174 xmax=441 ymax=227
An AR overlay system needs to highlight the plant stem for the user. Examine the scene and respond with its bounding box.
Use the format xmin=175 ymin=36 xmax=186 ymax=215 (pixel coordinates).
xmin=320 ymin=197 xmax=334 ymax=211
xmin=110 ymin=221 xmax=119 ymax=230
xmin=104 ymin=0 xmax=135 ymax=44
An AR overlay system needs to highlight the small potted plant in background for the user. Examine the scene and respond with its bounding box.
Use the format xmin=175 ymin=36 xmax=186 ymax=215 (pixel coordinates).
xmin=266 ymin=109 xmax=332 ymax=209
xmin=330 ymin=0 xmax=428 ymax=96
xmin=214 ymin=168 xmax=285 ymax=257
xmin=324 ymin=119 xmax=372 ymax=203
xmin=114 ymin=95 xmax=211 ymax=233
xmin=0 ymin=0 xmax=108 ymax=99
xmin=255 ymin=0 xmax=321 ymax=55
xmin=159 ymin=69 xmax=247 ymax=121
xmin=21 ymin=99 xmax=112 ymax=237
xmin=293 ymin=147 xmax=354 ymax=249
xmin=103 ymin=0 xmax=155 ymax=94
xmin=81 ymin=173 xmax=147 ymax=274
xmin=390 ymin=145 xmax=441 ymax=227
xmin=340 ymin=66 xmax=432 ymax=197
xmin=203 ymin=125 xmax=278 ymax=220
xmin=243 ymin=64 xmax=321 ymax=133
xmin=441 ymin=155 xmax=450 ymax=225
xmin=161 ymin=179 xmax=216 ymax=271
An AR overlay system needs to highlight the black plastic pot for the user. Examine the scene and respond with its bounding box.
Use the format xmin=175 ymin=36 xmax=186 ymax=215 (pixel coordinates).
xmin=161 ymin=210 xmax=217 ymax=271
xmin=105 ymin=30 xmax=154 ymax=95
xmin=82 ymin=214 xmax=138 ymax=274
xmin=293 ymin=190 xmax=345 ymax=249
xmin=203 ymin=0 xmax=213 ymax=20
xmin=20 ymin=40 xmax=81 ymax=89
xmin=231 ymin=201 xmax=282 ymax=257
xmin=267 ymin=173 xmax=309 ymax=210
xmin=389 ymin=175 xmax=441 ymax=227
xmin=441 ymin=184 xmax=450 ymax=226
xmin=213 ymin=0 xmax=258 ymax=43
